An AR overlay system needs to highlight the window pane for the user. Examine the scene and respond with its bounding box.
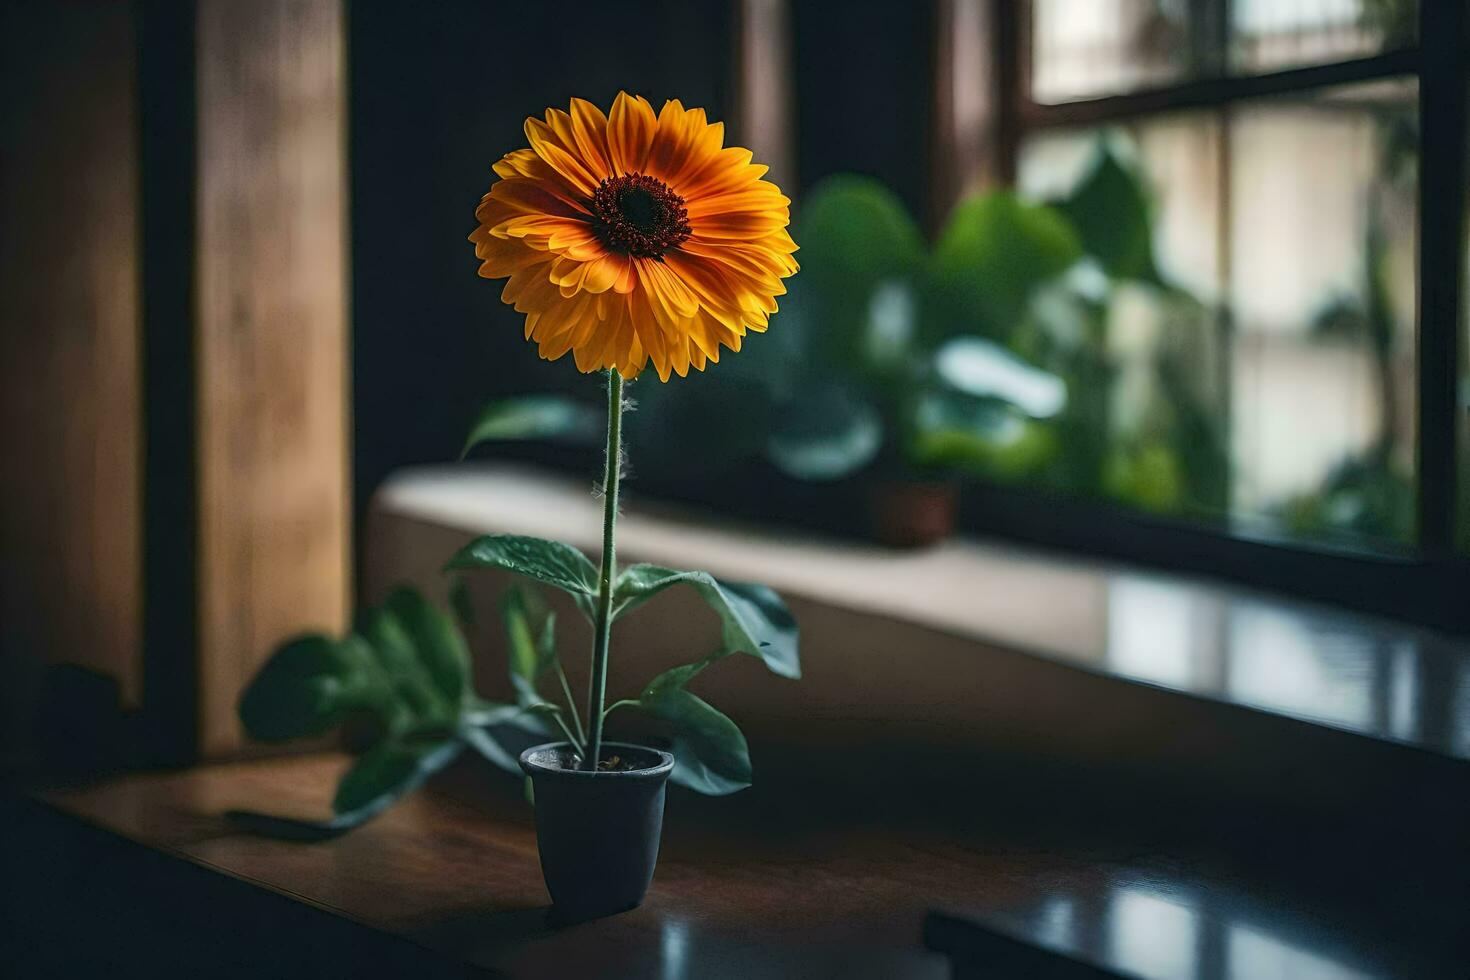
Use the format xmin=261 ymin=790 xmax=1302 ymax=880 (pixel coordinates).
xmin=1017 ymin=79 xmax=1419 ymax=550
xmin=1020 ymin=115 xmax=1229 ymax=521
xmin=1031 ymin=0 xmax=1202 ymax=105
xmin=1229 ymin=80 xmax=1417 ymax=546
xmin=1031 ymin=1 xmax=1419 ymax=105
xmin=1020 ymin=116 xmax=1224 ymax=304
xmin=1232 ymin=0 xmax=1418 ymax=74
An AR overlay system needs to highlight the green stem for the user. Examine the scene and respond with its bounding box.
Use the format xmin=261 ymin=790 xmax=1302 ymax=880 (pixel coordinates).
xmin=544 ymin=708 xmax=582 ymax=751
xmin=583 ymin=370 xmax=624 ymax=769
xmin=555 ymin=662 xmax=586 ymax=745
xmin=601 ymin=698 xmax=639 ymax=721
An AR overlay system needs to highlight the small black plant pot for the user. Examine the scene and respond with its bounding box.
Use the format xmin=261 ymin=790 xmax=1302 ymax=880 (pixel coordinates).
xmin=519 ymin=741 xmax=675 ymax=922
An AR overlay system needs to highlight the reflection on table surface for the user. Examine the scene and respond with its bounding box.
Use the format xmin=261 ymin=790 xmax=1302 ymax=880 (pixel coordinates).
xmin=936 ymin=862 xmax=1403 ymax=979
xmin=1103 ymin=573 xmax=1470 ymax=760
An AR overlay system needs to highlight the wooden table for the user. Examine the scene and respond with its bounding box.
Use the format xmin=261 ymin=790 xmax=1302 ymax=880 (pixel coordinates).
xmin=5 ymin=749 xmax=1465 ymax=978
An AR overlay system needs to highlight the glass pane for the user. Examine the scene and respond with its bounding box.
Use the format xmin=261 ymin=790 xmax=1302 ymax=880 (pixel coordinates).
xmin=1019 ymin=114 xmax=1229 ymax=521
xmin=1017 ymin=79 xmax=1419 ymax=550
xmin=1020 ymin=115 xmax=1224 ymax=302
xmin=1232 ymin=0 xmax=1418 ymax=74
xmin=1031 ymin=0 xmax=1201 ymax=105
xmin=1229 ymin=80 xmax=1417 ymax=546
xmin=1031 ymin=2 xmax=1419 ymax=105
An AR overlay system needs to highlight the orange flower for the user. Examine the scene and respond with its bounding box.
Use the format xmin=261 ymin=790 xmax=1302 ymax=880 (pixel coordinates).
xmin=470 ymin=92 xmax=799 ymax=381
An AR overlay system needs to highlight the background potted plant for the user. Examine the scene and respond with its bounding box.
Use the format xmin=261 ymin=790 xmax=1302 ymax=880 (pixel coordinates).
xmin=737 ymin=142 xmax=1227 ymax=535
xmin=231 ymin=92 xmax=802 ymax=921
xmin=457 ymin=174 xmax=1072 ymax=548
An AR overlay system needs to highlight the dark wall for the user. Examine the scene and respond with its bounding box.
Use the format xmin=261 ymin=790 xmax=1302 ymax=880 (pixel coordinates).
xmin=349 ymin=0 xmax=937 ymax=542
xmin=349 ymin=0 xmax=733 ymax=516
xmin=790 ymin=0 xmax=935 ymax=221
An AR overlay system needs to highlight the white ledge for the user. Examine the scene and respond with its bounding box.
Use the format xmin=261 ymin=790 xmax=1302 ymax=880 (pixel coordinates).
xmin=370 ymin=463 xmax=1470 ymax=763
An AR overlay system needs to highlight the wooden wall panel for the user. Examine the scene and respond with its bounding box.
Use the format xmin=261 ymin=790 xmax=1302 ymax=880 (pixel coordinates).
xmin=195 ymin=0 xmax=350 ymax=756
xmin=0 ymin=2 xmax=143 ymax=766
xmin=931 ymin=0 xmax=1011 ymax=224
xmin=734 ymin=0 xmax=796 ymax=189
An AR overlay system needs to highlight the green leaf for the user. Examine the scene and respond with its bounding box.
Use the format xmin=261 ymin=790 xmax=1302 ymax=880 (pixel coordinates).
xmin=462 ymin=720 xmax=526 ymax=773
xmin=1058 ymin=143 xmax=1159 ymax=283
xmin=236 ymin=585 xmax=530 ymax=837
xmin=639 ymin=659 xmax=752 ymax=795
xmin=766 ymin=386 xmax=882 ymax=482
xmin=1102 ymin=442 xmax=1186 ymax=514
xmin=241 ymin=588 xmax=477 ymax=747
xmin=798 ymin=175 xmax=926 ymax=306
xmin=444 ymin=534 xmax=599 ymax=617
xmin=239 ymin=634 xmax=396 ymax=742
xmin=909 ymin=389 xmax=1059 ymax=480
xmin=224 ymin=806 xmax=381 ymax=843
xmin=332 ymin=738 xmax=464 ymax=815
xmin=447 ymin=575 xmax=475 ymax=629
xmin=932 ymin=337 xmax=1067 ymax=419
xmin=796 ymin=175 xmax=927 ymax=372
xmin=612 ymin=565 xmax=800 ymax=679
xmin=501 ymin=584 xmax=562 ymax=712
xmin=359 ymin=603 xmax=457 ymax=729
xmin=462 ymin=701 xmax=530 ymax=727
xmin=929 ymin=191 xmax=1083 ymax=344
xmin=860 ymin=279 xmax=920 ymax=375
xmin=461 ymin=699 xmax=553 ymax=773
xmin=382 ymin=587 xmax=471 ymax=710
xmin=228 ymin=736 xmax=465 ymax=842
xmin=1158 ymin=353 xmax=1229 ymax=512
xmin=460 ymin=395 xmax=601 ymax=459
xmin=498 ymin=587 xmax=583 ymax=755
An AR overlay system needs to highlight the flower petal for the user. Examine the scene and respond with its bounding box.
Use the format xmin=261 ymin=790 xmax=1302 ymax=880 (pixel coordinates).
xmin=647 ymin=100 xmax=709 ymax=186
xmin=607 ymin=91 xmax=657 ymax=175
xmin=470 ymin=226 xmax=545 ymax=278
xmin=473 ymin=94 xmax=799 ymax=382
xmin=525 ymin=116 xmax=601 ymax=196
xmin=684 ymin=186 xmax=790 ymax=219
xmin=637 ymin=257 xmax=700 ymax=318
xmin=568 ymin=97 xmax=613 ymax=180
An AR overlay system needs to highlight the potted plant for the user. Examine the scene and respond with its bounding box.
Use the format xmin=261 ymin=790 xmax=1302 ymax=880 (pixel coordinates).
xmin=784 ymin=147 xmax=1227 ymax=533
xmin=755 ymin=176 xmax=1073 ymax=545
xmin=232 ymin=92 xmax=802 ymax=921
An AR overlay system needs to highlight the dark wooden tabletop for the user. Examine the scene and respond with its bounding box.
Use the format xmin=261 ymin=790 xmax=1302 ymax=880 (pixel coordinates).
xmin=6 ymin=742 xmax=1467 ymax=979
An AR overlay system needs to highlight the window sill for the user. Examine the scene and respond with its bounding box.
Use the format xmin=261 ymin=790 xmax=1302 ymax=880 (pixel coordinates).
xmin=368 ymin=462 xmax=1470 ymax=767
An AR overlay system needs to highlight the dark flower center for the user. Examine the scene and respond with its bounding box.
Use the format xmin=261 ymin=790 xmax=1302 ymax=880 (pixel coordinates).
xmin=590 ymin=173 xmax=691 ymax=258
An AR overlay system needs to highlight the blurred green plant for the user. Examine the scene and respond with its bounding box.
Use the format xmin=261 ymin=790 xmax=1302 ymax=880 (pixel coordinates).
xmin=768 ymin=178 xmax=1084 ymax=485
xmin=1358 ymin=0 xmax=1419 ymax=48
xmin=1279 ymin=205 xmax=1415 ymax=544
xmin=230 ymin=553 xmax=797 ymax=837
xmin=735 ymin=143 xmax=1232 ymax=514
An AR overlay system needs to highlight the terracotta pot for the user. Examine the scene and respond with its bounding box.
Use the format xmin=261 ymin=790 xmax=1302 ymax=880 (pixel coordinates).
xmin=519 ymin=742 xmax=675 ymax=921
xmin=865 ymin=479 xmax=958 ymax=548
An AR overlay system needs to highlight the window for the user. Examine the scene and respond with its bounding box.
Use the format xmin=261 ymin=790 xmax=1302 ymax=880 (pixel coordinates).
xmin=1030 ymin=0 xmax=1417 ymax=104
xmin=1016 ymin=76 xmax=1418 ymax=548
xmin=938 ymin=0 xmax=1463 ymax=628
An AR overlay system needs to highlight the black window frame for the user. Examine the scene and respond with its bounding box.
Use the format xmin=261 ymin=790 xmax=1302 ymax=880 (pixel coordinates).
xmin=955 ymin=0 xmax=1468 ymax=632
